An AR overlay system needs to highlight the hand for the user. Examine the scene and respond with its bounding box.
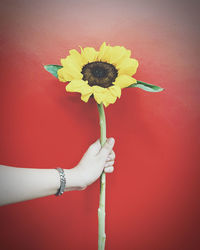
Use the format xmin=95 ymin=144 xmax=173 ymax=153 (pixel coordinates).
xmin=64 ymin=138 xmax=115 ymax=191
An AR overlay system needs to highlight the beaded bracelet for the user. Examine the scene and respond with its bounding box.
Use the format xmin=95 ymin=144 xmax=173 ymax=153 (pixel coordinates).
xmin=55 ymin=168 xmax=66 ymax=196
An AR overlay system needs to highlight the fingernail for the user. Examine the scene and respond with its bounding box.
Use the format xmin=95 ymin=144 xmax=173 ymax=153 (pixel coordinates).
xmin=108 ymin=138 xmax=114 ymax=145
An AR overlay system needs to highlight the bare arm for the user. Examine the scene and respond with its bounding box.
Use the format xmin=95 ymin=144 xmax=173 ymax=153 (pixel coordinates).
xmin=0 ymin=138 xmax=115 ymax=206
xmin=0 ymin=166 xmax=60 ymax=205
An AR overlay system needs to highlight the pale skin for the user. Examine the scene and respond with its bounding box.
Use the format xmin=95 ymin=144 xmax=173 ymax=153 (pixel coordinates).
xmin=0 ymin=138 xmax=115 ymax=206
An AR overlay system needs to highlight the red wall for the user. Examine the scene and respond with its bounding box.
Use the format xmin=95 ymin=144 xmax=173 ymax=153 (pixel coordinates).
xmin=0 ymin=0 xmax=200 ymax=249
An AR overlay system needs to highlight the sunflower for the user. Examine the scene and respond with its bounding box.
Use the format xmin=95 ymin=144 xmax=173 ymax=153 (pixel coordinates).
xmin=57 ymin=42 xmax=139 ymax=107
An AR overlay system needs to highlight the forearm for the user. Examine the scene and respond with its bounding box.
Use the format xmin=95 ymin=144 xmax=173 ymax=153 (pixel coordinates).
xmin=0 ymin=138 xmax=115 ymax=206
xmin=0 ymin=165 xmax=61 ymax=206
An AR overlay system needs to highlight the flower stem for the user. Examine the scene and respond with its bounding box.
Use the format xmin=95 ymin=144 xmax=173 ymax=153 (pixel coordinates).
xmin=97 ymin=103 xmax=107 ymax=250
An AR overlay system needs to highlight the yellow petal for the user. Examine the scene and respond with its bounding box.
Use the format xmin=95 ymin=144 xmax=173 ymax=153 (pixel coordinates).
xmin=80 ymin=47 xmax=98 ymax=64
xmin=57 ymin=68 xmax=74 ymax=82
xmin=66 ymin=79 xmax=85 ymax=92
xmin=117 ymin=58 xmax=139 ymax=76
xmin=92 ymin=85 xmax=107 ymax=93
xmin=66 ymin=80 xmax=92 ymax=95
xmin=97 ymin=42 xmax=112 ymax=62
xmin=61 ymin=57 xmax=83 ymax=80
xmin=69 ymin=49 xmax=84 ymax=69
xmin=108 ymin=85 xmax=121 ymax=98
xmin=108 ymin=46 xmax=131 ymax=66
xmin=114 ymin=75 xmax=137 ymax=89
xmin=92 ymin=86 xmax=107 ymax=104
xmin=102 ymin=89 xmax=117 ymax=107
xmin=103 ymin=101 xmax=109 ymax=107
xmin=89 ymin=84 xmax=118 ymax=107
xmin=66 ymin=79 xmax=93 ymax=103
xmin=97 ymin=42 xmax=107 ymax=60
xmin=81 ymin=92 xmax=93 ymax=102
xmin=92 ymin=85 xmax=118 ymax=106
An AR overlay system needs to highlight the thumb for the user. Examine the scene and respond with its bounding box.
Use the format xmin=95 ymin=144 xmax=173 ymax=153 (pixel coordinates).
xmin=98 ymin=138 xmax=115 ymax=159
xmin=87 ymin=139 xmax=101 ymax=155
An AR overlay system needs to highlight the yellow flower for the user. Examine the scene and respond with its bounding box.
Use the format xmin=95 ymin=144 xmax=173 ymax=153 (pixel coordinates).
xmin=57 ymin=42 xmax=139 ymax=107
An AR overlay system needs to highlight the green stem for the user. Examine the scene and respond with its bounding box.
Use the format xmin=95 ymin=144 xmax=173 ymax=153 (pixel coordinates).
xmin=97 ymin=103 xmax=107 ymax=250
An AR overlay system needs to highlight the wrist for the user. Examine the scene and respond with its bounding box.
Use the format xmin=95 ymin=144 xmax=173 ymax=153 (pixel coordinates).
xmin=64 ymin=168 xmax=86 ymax=191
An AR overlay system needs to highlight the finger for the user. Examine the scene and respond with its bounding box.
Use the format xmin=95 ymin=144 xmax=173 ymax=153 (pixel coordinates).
xmin=104 ymin=166 xmax=114 ymax=173
xmin=106 ymin=151 xmax=115 ymax=161
xmin=98 ymin=138 xmax=115 ymax=159
xmin=87 ymin=139 xmax=101 ymax=155
xmin=105 ymin=161 xmax=114 ymax=167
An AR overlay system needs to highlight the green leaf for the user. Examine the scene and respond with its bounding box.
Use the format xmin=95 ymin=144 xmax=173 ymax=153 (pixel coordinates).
xmin=43 ymin=65 xmax=63 ymax=78
xmin=128 ymin=80 xmax=164 ymax=92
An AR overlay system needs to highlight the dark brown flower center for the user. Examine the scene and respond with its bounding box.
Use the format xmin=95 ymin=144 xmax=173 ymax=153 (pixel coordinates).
xmin=81 ymin=61 xmax=118 ymax=88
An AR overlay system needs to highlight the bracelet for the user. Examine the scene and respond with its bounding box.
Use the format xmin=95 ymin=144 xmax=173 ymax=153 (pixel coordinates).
xmin=55 ymin=168 xmax=66 ymax=196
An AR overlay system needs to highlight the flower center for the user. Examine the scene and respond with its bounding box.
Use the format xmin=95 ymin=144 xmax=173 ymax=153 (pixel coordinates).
xmin=91 ymin=66 xmax=107 ymax=78
xmin=81 ymin=61 xmax=118 ymax=88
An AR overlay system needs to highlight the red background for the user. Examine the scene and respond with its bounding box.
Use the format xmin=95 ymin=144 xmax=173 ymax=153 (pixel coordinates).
xmin=0 ymin=0 xmax=200 ymax=249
